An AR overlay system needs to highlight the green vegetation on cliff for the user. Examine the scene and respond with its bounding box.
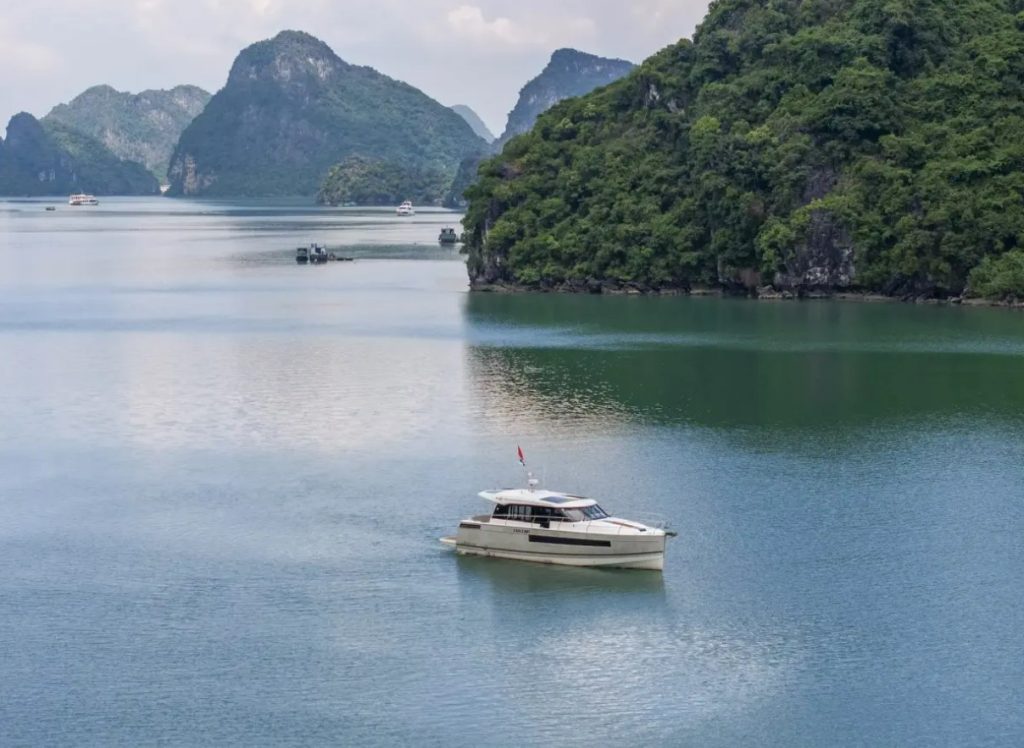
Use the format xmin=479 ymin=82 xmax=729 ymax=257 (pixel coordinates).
xmin=45 ymin=84 xmax=210 ymax=182
xmin=464 ymin=0 xmax=1024 ymax=300
xmin=318 ymin=156 xmax=452 ymax=205
xmin=0 ymin=113 xmax=159 ymax=196
xmin=168 ymin=31 xmax=485 ymax=197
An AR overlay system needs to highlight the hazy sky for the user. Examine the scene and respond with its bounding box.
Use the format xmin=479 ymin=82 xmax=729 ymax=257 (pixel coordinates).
xmin=0 ymin=0 xmax=712 ymax=137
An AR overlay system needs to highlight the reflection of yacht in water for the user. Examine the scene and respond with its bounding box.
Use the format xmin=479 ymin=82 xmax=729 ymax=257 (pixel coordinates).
xmin=442 ymin=459 xmax=675 ymax=570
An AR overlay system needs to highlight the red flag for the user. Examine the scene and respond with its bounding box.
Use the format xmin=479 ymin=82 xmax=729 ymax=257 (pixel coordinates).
xmin=517 ymin=445 xmax=526 ymax=466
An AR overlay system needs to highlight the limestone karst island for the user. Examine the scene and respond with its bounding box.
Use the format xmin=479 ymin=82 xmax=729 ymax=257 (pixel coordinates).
xmin=2 ymin=2 xmax=1024 ymax=746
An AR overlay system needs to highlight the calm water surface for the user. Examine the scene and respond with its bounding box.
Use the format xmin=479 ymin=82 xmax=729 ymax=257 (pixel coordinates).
xmin=1 ymin=198 xmax=1023 ymax=746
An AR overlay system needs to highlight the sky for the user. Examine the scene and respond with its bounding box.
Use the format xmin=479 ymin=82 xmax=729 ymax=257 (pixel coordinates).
xmin=0 ymin=0 xmax=712 ymax=137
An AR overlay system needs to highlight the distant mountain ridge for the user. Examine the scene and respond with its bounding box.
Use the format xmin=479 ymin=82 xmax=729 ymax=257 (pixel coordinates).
xmin=167 ymin=30 xmax=486 ymax=198
xmin=0 ymin=112 xmax=159 ymax=196
xmin=443 ymin=49 xmax=635 ymax=208
xmin=450 ymin=105 xmax=494 ymax=143
xmin=45 ymin=84 xmax=210 ymax=183
xmin=497 ymin=48 xmax=635 ymax=145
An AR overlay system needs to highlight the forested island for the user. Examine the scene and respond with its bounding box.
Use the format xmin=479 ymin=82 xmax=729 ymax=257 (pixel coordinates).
xmin=168 ymin=31 xmax=484 ymax=199
xmin=0 ymin=85 xmax=207 ymax=195
xmin=0 ymin=113 xmax=159 ymax=196
xmin=45 ymin=85 xmax=210 ymax=183
xmin=463 ymin=0 xmax=1024 ymax=302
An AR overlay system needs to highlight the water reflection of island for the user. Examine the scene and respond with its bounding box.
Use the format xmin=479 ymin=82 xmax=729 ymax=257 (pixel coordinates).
xmin=464 ymin=293 xmax=1024 ymax=431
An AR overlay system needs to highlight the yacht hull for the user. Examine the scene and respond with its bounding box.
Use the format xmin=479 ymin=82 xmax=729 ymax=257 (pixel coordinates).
xmin=443 ymin=522 xmax=667 ymax=570
xmin=449 ymin=542 xmax=664 ymax=570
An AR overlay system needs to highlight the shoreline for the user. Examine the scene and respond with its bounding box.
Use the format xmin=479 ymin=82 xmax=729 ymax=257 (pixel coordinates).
xmin=468 ymin=281 xmax=1024 ymax=310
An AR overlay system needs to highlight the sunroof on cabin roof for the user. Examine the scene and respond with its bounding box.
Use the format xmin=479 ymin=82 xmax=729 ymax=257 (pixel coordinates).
xmin=544 ymin=494 xmax=587 ymax=504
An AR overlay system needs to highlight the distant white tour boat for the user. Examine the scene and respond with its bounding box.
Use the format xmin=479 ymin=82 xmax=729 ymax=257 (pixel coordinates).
xmin=441 ymin=450 xmax=675 ymax=570
xmin=68 ymin=193 xmax=99 ymax=206
xmin=396 ymin=200 xmax=415 ymax=216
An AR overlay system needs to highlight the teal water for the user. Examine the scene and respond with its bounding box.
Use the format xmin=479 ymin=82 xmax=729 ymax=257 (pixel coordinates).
xmin=2 ymin=198 xmax=1023 ymax=746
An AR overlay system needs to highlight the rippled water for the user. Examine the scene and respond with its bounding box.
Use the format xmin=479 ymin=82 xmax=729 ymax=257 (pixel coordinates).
xmin=2 ymin=198 xmax=1023 ymax=746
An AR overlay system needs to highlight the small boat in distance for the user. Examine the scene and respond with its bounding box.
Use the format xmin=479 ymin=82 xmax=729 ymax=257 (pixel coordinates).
xmin=309 ymin=244 xmax=333 ymax=264
xmin=438 ymin=227 xmax=459 ymax=244
xmin=296 ymin=244 xmax=335 ymax=264
xmin=68 ymin=193 xmax=99 ymax=206
xmin=441 ymin=457 xmax=675 ymax=570
xmin=44 ymin=206 xmax=57 ymax=211
xmin=396 ymin=201 xmax=415 ymax=217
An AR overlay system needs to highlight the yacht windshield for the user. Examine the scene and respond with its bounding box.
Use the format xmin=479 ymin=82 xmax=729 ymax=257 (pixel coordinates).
xmin=563 ymin=505 xmax=609 ymax=522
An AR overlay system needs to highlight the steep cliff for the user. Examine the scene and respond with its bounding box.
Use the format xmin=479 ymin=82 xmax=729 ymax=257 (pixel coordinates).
xmin=464 ymin=0 xmax=1024 ymax=300
xmin=496 ymin=49 xmax=635 ymax=146
xmin=45 ymin=84 xmax=210 ymax=182
xmin=167 ymin=30 xmax=485 ymax=197
xmin=0 ymin=113 xmax=159 ymax=196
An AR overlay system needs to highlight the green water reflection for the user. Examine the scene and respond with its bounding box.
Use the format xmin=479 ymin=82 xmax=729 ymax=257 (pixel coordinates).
xmin=465 ymin=293 xmax=1024 ymax=430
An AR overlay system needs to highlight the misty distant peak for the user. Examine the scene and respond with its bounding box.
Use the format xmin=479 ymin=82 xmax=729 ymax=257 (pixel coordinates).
xmin=498 ymin=48 xmax=635 ymax=145
xmin=545 ymin=48 xmax=634 ymax=71
xmin=42 ymin=84 xmax=211 ymax=182
xmin=451 ymin=104 xmax=494 ymax=143
xmin=78 ymin=84 xmax=120 ymax=98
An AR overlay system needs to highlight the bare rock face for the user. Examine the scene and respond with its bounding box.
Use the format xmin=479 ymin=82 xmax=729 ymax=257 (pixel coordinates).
xmin=774 ymin=168 xmax=857 ymax=292
xmin=497 ymin=49 xmax=634 ymax=146
xmin=167 ymin=154 xmax=216 ymax=195
xmin=776 ymin=210 xmax=857 ymax=291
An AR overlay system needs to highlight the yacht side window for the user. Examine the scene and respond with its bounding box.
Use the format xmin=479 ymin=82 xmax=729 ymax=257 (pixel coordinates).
xmin=492 ymin=504 xmax=509 ymax=519
xmin=530 ymin=506 xmax=567 ymax=523
xmin=504 ymin=504 xmax=532 ymax=522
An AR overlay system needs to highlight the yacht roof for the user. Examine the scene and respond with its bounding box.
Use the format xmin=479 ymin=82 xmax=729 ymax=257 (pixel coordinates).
xmin=479 ymin=489 xmax=596 ymax=508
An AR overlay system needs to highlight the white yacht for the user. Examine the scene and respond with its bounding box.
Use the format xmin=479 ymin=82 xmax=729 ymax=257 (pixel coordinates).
xmin=68 ymin=193 xmax=99 ymax=206
xmin=441 ymin=487 xmax=675 ymax=570
xmin=396 ymin=201 xmax=415 ymax=216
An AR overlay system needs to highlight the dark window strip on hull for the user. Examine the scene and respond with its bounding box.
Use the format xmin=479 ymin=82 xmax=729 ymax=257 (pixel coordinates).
xmin=459 ymin=523 xmax=481 ymax=529
xmin=528 ymin=534 xmax=612 ymax=548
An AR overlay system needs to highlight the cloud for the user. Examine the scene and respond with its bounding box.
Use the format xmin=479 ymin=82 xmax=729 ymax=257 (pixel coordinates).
xmin=446 ymin=5 xmax=541 ymax=47
xmin=444 ymin=4 xmax=598 ymax=50
xmin=0 ymin=20 xmax=61 ymax=76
